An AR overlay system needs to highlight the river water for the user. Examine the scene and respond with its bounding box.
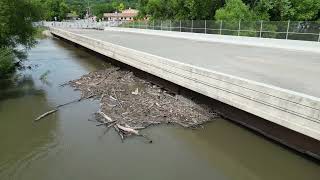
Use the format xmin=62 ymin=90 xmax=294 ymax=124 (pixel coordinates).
xmin=0 ymin=38 xmax=319 ymax=180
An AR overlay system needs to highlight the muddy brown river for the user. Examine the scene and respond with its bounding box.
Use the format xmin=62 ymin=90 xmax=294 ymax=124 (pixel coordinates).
xmin=0 ymin=38 xmax=319 ymax=180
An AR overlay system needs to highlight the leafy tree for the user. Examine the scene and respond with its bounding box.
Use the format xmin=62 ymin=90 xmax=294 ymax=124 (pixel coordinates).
xmin=137 ymin=0 xmax=149 ymax=17
xmin=253 ymin=0 xmax=320 ymax=21
xmin=118 ymin=2 xmax=126 ymax=11
xmin=138 ymin=0 xmax=222 ymax=20
xmin=267 ymin=0 xmax=294 ymax=20
xmin=0 ymin=0 xmax=42 ymax=77
xmin=144 ymin=0 xmax=174 ymax=20
xmin=183 ymin=0 xmax=213 ymax=20
xmin=92 ymin=3 xmax=115 ymax=19
xmin=66 ymin=0 xmax=88 ymax=18
xmin=252 ymin=0 xmax=274 ymax=20
xmin=215 ymin=0 xmax=258 ymax=21
xmin=0 ymin=48 xmax=15 ymax=77
xmin=44 ymin=0 xmax=70 ymax=21
xmin=292 ymin=0 xmax=320 ymax=21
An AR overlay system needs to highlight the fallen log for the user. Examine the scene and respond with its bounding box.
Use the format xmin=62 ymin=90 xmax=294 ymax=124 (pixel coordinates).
xmin=98 ymin=111 xmax=125 ymax=142
xmin=117 ymin=124 xmax=152 ymax=143
xmin=98 ymin=111 xmax=113 ymax=122
xmin=132 ymin=126 xmax=146 ymax=130
xmin=114 ymin=125 xmax=124 ymax=142
xmin=34 ymin=109 xmax=58 ymax=122
xmin=34 ymin=95 xmax=94 ymax=123
xmin=98 ymin=111 xmax=152 ymax=143
xmin=117 ymin=124 xmax=139 ymax=135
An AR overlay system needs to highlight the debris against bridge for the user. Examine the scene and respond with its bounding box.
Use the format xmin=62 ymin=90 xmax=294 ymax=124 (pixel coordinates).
xmin=67 ymin=66 xmax=218 ymax=142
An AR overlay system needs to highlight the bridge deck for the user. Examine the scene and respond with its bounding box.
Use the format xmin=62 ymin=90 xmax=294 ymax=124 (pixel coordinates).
xmin=67 ymin=28 xmax=320 ymax=98
xmin=50 ymin=27 xmax=320 ymax=158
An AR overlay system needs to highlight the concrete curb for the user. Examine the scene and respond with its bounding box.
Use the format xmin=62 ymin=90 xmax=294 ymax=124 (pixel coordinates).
xmin=104 ymin=27 xmax=320 ymax=53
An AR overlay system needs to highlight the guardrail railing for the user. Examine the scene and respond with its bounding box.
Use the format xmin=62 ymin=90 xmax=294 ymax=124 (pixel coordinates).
xmin=39 ymin=20 xmax=121 ymax=30
xmin=121 ymin=20 xmax=320 ymax=42
xmin=40 ymin=20 xmax=320 ymax=42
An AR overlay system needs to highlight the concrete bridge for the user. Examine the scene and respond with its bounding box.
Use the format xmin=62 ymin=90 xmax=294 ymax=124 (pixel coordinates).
xmin=49 ymin=27 xmax=320 ymax=159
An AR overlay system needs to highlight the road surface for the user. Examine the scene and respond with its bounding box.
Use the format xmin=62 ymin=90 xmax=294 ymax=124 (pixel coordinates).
xmin=66 ymin=29 xmax=320 ymax=98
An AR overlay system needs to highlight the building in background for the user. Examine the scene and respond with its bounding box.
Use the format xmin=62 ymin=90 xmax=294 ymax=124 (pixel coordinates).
xmin=66 ymin=13 xmax=79 ymax=21
xmin=104 ymin=8 xmax=138 ymax=21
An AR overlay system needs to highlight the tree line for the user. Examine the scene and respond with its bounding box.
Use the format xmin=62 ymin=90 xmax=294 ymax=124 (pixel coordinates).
xmin=33 ymin=0 xmax=139 ymax=21
xmin=16 ymin=0 xmax=320 ymax=22
xmin=137 ymin=0 xmax=320 ymax=21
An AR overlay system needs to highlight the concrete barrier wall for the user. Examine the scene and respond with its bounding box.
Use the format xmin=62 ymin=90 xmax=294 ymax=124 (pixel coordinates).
xmin=50 ymin=27 xmax=320 ymax=141
xmin=104 ymin=27 xmax=320 ymax=53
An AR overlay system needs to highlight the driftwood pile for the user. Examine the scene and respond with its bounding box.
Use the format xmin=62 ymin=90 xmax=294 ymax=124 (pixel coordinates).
xmin=66 ymin=66 xmax=218 ymax=142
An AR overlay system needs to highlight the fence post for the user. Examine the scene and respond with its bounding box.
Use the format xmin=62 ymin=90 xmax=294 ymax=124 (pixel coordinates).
xmin=191 ymin=20 xmax=194 ymax=32
xmin=205 ymin=20 xmax=207 ymax=34
xmin=238 ymin=20 xmax=241 ymax=36
xmin=161 ymin=20 xmax=162 ymax=30
xmin=286 ymin=20 xmax=290 ymax=40
xmin=180 ymin=20 xmax=182 ymax=32
xmin=259 ymin=20 xmax=263 ymax=38
xmin=318 ymin=32 xmax=320 ymax=42
xmin=219 ymin=20 xmax=222 ymax=35
xmin=169 ymin=20 xmax=172 ymax=31
xmin=152 ymin=20 xmax=154 ymax=30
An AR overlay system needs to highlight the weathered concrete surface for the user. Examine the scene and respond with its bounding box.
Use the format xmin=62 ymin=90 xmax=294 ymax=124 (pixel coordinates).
xmin=50 ymin=28 xmax=320 ymax=143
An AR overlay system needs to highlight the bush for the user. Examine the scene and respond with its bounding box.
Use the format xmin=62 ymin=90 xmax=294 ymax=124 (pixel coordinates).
xmin=0 ymin=48 xmax=16 ymax=78
xmin=215 ymin=0 xmax=257 ymax=22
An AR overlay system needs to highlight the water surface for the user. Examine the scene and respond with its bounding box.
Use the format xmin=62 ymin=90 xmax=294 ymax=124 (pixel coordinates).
xmin=0 ymin=38 xmax=319 ymax=180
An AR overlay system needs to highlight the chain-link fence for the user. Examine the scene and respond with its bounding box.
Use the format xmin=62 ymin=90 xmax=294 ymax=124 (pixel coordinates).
xmin=121 ymin=20 xmax=320 ymax=42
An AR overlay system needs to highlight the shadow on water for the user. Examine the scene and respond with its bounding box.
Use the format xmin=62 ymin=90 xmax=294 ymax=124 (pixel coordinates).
xmin=168 ymin=119 xmax=320 ymax=180
xmin=0 ymin=38 xmax=106 ymax=180
xmin=0 ymin=75 xmax=44 ymax=102
xmin=50 ymin=38 xmax=110 ymax=72
xmin=0 ymin=75 xmax=58 ymax=179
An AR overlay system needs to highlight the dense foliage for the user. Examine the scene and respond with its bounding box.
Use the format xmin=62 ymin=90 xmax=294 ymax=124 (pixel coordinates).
xmin=24 ymin=0 xmax=320 ymax=21
xmin=0 ymin=0 xmax=42 ymax=77
xmin=137 ymin=0 xmax=320 ymax=21
xmin=65 ymin=0 xmax=139 ymax=20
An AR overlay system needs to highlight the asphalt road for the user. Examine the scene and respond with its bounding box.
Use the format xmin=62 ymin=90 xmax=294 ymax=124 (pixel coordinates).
xmin=66 ymin=29 xmax=320 ymax=98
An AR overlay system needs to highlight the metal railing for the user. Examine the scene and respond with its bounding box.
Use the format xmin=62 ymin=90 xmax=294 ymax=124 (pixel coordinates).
xmin=40 ymin=20 xmax=122 ymax=30
xmin=41 ymin=20 xmax=320 ymax=42
xmin=121 ymin=20 xmax=320 ymax=42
